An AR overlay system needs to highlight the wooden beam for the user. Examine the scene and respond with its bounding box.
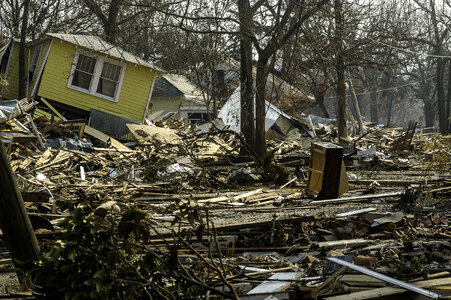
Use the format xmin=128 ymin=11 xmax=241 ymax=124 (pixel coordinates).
xmin=40 ymin=97 xmax=66 ymax=121
xmin=0 ymin=139 xmax=39 ymax=266
xmin=324 ymin=278 xmax=451 ymax=300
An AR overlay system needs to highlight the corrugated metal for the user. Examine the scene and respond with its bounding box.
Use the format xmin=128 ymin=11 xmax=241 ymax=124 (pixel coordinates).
xmin=46 ymin=33 xmax=163 ymax=71
xmin=89 ymin=108 xmax=138 ymax=139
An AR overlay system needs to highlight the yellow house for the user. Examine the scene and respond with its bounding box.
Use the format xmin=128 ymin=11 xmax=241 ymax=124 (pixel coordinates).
xmin=0 ymin=33 xmax=162 ymax=136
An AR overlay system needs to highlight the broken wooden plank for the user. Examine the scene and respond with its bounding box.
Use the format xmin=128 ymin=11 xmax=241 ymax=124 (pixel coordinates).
xmin=93 ymin=147 xmax=134 ymax=153
xmin=318 ymin=239 xmax=371 ymax=249
xmin=127 ymin=123 xmax=181 ymax=145
xmin=324 ymin=277 xmax=451 ymax=300
xmin=310 ymin=191 xmax=403 ymax=205
xmin=197 ymin=196 xmax=230 ymax=204
xmin=317 ymin=266 xmax=348 ymax=294
xmin=326 ymin=257 xmax=441 ymax=299
xmin=84 ymin=125 xmax=130 ymax=151
xmin=339 ymin=274 xmax=387 ymax=287
xmin=247 ymin=272 xmax=303 ymax=295
xmin=0 ymin=131 xmax=38 ymax=144
xmin=244 ymin=267 xmax=294 ymax=276
xmin=233 ymin=189 xmax=263 ymax=201
xmin=336 ymin=208 xmax=376 ymax=217
xmin=40 ymin=97 xmax=67 ymax=121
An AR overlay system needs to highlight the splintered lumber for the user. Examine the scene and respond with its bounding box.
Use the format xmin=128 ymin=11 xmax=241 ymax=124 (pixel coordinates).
xmin=233 ymin=189 xmax=263 ymax=201
xmin=324 ymin=278 xmax=451 ymax=299
xmin=326 ymin=257 xmax=441 ymax=299
xmin=339 ymin=274 xmax=387 ymax=287
xmin=40 ymin=97 xmax=67 ymax=121
xmin=127 ymin=123 xmax=181 ymax=145
xmin=0 ymin=131 xmax=38 ymax=143
xmin=318 ymin=239 xmax=371 ymax=249
xmin=0 ymin=139 xmax=39 ymax=266
xmin=243 ymin=267 xmax=294 ymax=276
xmin=336 ymin=208 xmax=376 ymax=217
xmin=197 ymin=196 xmax=230 ymax=204
xmin=247 ymin=272 xmax=303 ymax=295
xmin=84 ymin=125 xmax=130 ymax=151
xmin=310 ymin=191 xmax=403 ymax=205
xmin=317 ymin=266 xmax=348 ymax=293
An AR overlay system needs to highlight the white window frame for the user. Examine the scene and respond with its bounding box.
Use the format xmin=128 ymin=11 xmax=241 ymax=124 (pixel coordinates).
xmin=67 ymin=52 xmax=126 ymax=102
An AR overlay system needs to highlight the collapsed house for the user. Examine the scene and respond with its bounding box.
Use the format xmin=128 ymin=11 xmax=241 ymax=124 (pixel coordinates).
xmin=0 ymin=33 xmax=162 ymax=138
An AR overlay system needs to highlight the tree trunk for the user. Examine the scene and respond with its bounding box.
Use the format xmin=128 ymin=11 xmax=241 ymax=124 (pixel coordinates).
xmin=238 ymin=0 xmax=255 ymax=156
xmin=18 ymin=0 xmax=29 ymax=99
xmin=105 ymin=0 xmax=121 ymax=44
xmin=334 ymin=0 xmax=347 ymax=139
xmin=255 ymin=60 xmax=268 ymax=159
xmin=424 ymin=100 xmax=435 ymax=127
xmin=370 ymin=88 xmax=379 ymax=123
xmin=316 ymin=94 xmax=330 ymax=118
xmin=447 ymin=59 xmax=451 ymax=132
xmin=81 ymin=0 xmax=121 ymax=45
xmin=436 ymin=57 xmax=447 ymax=134
xmin=347 ymin=77 xmax=364 ymax=135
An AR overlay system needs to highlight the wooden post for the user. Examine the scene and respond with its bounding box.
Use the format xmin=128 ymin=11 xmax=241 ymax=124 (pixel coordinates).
xmin=347 ymin=75 xmax=364 ymax=136
xmin=0 ymin=139 xmax=39 ymax=265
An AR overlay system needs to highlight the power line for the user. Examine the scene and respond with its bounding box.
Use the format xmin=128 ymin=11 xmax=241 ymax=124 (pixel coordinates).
xmin=327 ymin=76 xmax=436 ymax=98
xmin=367 ymin=36 xmax=451 ymax=59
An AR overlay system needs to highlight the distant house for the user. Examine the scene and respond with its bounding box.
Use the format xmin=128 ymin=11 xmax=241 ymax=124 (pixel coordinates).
xmin=0 ymin=33 xmax=162 ymax=137
xmin=149 ymin=74 xmax=210 ymax=124
xmin=206 ymin=58 xmax=314 ymax=114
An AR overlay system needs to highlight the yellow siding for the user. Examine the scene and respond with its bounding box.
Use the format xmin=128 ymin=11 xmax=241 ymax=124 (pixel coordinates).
xmin=38 ymin=40 xmax=155 ymax=122
xmin=2 ymin=39 xmax=52 ymax=100
xmin=149 ymin=97 xmax=196 ymax=121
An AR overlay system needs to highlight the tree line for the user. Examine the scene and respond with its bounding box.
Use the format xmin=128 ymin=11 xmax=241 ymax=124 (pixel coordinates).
xmin=1 ymin=0 xmax=450 ymax=158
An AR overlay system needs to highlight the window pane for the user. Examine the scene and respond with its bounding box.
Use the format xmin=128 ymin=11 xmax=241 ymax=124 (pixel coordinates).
xmin=101 ymin=62 xmax=121 ymax=81
xmin=97 ymin=78 xmax=117 ymax=98
xmin=76 ymin=54 xmax=96 ymax=73
xmin=72 ymin=70 xmax=92 ymax=90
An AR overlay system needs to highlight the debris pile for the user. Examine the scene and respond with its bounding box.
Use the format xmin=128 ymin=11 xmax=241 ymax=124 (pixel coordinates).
xmin=0 ymin=102 xmax=450 ymax=299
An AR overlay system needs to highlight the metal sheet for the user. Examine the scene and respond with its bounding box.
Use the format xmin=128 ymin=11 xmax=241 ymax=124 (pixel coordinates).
xmin=326 ymin=257 xmax=441 ymax=299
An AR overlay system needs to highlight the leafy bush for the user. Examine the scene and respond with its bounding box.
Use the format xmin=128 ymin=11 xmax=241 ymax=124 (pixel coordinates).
xmin=26 ymin=201 xmax=153 ymax=299
xmin=25 ymin=199 xmax=237 ymax=299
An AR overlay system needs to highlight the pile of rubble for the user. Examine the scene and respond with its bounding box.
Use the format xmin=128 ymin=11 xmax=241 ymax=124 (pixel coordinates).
xmin=0 ymin=100 xmax=450 ymax=299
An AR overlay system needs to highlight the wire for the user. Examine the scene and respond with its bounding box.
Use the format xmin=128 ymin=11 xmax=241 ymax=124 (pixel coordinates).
xmin=367 ymin=36 xmax=451 ymax=59
xmin=326 ymin=76 xmax=436 ymax=98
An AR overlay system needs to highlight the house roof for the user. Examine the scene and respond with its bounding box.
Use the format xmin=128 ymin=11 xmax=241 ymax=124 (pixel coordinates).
xmin=152 ymin=74 xmax=204 ymax=102
xmin=46 ymin=33 xmax=162 ymax=71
